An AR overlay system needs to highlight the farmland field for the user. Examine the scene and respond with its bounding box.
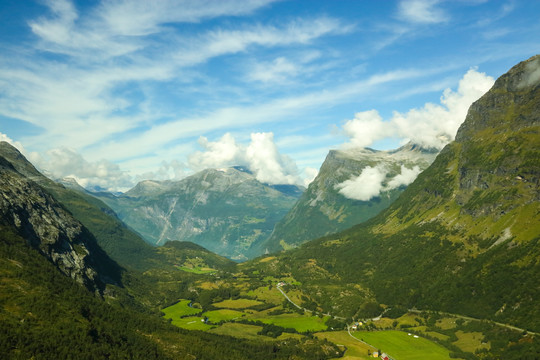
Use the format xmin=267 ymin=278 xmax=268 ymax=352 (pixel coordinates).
xmin=250 ymin=313 xmax=329 ymax=332
xmin=213 ymin=298 xmax=263 ymax=309
xmin=315 ymin=331 xmax=373 ymax=359
xmin=353 ymin=330 xmax=453 ymax=360
xmin=161 ymin=299 xmax=202 ymax=318
xmin=205 ymin=309 xmax=246 ymax=322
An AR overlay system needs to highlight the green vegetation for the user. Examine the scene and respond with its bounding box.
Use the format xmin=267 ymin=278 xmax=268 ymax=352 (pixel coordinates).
xmin=250 ymin=313 xmax=329 ymax=333
xmin=205 ymin=309 xmax=246 ymax=322
xmin=162 ymin=300 xmax=202 ymax=318
xmin=213 ymin=298 xmax=264 ymax=309
xmin=178 ymin=265 xmax=216 ymax=274
xmin=356 ymin=330 xmax=453 ymax=360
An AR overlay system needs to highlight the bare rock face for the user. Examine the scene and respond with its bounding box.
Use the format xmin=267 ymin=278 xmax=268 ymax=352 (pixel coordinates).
xmin=0 ymin=151 xmax=118 ymax=293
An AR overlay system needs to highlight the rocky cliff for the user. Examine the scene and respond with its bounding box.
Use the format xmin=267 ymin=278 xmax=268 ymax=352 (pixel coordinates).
xmin=0 ymin=145 xmax=122 ymax=293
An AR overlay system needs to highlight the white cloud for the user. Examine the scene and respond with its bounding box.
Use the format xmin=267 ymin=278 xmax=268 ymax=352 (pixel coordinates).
xmin=249 ymin=57 xmax=299 ymax=83
xmin=303 ymin=167 xmax=319 ymax=187
xmin=177 ymin=17 xmax=347 ymax=67
xmin=188 ymin=133 xmax=242 ymax=170
xmin=188 ymin=132 xmax=302 ymax=185
xmin=134 ymin=160 xmax=187 ymax=183
xmin=29 ymin=147 xmax=133 ymax=191
xmin=342 ymin=110 xmax=387 ymax=149
xmin=387 ymin=165 xmax=421 ymax=190
xmin=246 ymin=132 xmax=301 ymax=185
xmin=335 ymin=166 xmax=387 ymax=201
xmin=99 ymin=0 xmax=278 ymax=37
xmin=342 ymin=68 xmax=494 ymax=150
xmin=397 ymin=0 xmax=447 ymax=24
xmin=335 ymin=164 xmax=424 ymax=201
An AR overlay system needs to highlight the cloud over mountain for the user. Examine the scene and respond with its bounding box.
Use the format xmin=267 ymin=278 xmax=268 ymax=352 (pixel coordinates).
xmin=342 ymin=68 xmax=495 ymax=150
xmin=335 ymin=166 xmax=387 ymax=201
xmin=335 ymin=164 xmax=424 ymax=201
xmin=189 ymin=132 xmax=301 ymax=185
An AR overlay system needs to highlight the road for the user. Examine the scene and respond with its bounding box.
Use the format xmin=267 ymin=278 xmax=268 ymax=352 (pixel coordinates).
xmin=408 ymin=309 xmax=539 ymax=336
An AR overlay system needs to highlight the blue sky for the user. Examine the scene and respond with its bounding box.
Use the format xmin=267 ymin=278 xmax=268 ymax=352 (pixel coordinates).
xmin=0 ymin=0 xmax=538 ymax=191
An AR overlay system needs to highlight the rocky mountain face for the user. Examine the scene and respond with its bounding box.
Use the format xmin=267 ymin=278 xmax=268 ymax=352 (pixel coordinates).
xmin=94 ymin=167 xmax=303 ymax=260
xmin=0 ymin=145 xmax=122 ymax=293
xmin=260 ymin=142 xmax=438 ymax=253
xmin=252 ymin=55 xmax=540 ymax=331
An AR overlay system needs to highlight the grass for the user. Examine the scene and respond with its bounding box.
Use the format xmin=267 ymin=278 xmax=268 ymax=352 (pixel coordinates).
xmin=161 ymin=300 xmax=202 ymax=318
xmin=248 ymin=286 xmax=284 ymax=304
xmin=453 ymin=330 xmax=490 ymax=353
xmin=353 ymin=330 xmax=453 ymax=360
xmin=315 ymin=331 xmax=372 ymax=359
xmin=213 ymin=298 xmax=263 ymax=309
xmin=204 ymin=309 xmax=246 ymax=322
xmin=250 ymin=313 xmax=329 ymax=332
xmin=177 ymin=265 xmax=216 ymax=274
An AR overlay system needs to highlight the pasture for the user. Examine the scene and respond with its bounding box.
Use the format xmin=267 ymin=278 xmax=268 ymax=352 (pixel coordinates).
xmin=354 ymin=330 xmax=453 ymax=360
xmin=161 ymin=299 xmax=202 ymax=318
xmin=213 ymin=298 xmax=263 ymax=309
xmin=250 ymin=313 xmax=329 ymax=332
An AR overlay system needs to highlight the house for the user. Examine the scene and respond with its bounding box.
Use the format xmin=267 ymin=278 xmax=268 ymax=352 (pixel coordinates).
xmin=381 ymin=353 xmax=390 ymax=360
xmin=372 ymin=351 xmax=379 ymax=357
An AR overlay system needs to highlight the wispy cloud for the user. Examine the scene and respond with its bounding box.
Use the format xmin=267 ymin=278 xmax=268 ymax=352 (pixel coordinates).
xmin=397 ymin=0 xmax=448 ymax=24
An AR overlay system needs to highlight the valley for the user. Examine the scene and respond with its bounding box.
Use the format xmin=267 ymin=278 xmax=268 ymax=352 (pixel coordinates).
xmin=0 ymin=51 xmax=538 ymax=359
xmin=155 ymin=264 xmax=536 ymax=360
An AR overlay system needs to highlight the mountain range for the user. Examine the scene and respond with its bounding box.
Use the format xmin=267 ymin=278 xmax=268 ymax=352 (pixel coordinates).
xmin=89 ymin=166 xmax=304 ymax=260
xmin=246 ymin=54 xmax=540 ymax=331
xmin=261 ymin=142 xmax=438 ymax=253
xmin=0 ymin=54 xmax=538 ymax=359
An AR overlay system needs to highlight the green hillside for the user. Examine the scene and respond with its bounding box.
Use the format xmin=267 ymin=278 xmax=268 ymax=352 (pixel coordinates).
xmin=248 ymin=55 xmax=540 ymax=334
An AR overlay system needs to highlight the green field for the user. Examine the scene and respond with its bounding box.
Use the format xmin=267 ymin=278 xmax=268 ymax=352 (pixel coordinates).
xmin=162 ymin=300 xmax=202 ymax=318
xmin=315 ymin=331 xmax=372 ymax=359
xmin=453 ymin=330 xmax=490 ymax=353
xmin=213 ymin=298 xmax=263 ymax=309
xmin=177 ymin=265 xmax=216 ymax=274
xmin=250 ymin=313 xmax=329 ymax=332
xmin=353 ymin=330 xmax=453 ymax=360
xmin=205 ymin=309 xmax=246 ymax=322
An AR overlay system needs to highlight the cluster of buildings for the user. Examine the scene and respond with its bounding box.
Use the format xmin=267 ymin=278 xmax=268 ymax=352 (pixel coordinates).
xmin=371 ymin=351 xmax=390 ymax=359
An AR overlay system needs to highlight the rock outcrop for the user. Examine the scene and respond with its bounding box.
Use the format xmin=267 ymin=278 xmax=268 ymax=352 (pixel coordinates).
xmin=0 ymin=145 xmax=122 ymax=293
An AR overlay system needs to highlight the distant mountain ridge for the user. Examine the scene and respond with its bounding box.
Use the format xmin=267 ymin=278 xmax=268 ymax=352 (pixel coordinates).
xmin=260 ymin=141 xmax=438 ymax=253
xmin=93 ymin=166 xmax=304 ymax=260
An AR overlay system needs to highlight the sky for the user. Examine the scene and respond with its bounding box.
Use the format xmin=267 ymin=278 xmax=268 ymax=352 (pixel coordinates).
xmin=0 ymin=0 xmax=538 ymax=192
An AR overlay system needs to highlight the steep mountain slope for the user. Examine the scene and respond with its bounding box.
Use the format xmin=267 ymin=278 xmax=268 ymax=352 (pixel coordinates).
xmin=261 ymin=143 xmax=437 ymax=253
xmin=0 ymin=154 xmax=122 ymax=293
xmin=251 ymin=55 xmax=540 ymax=332
xmin=96 ymin=167 xmax=303 ymax=260
xmin=0 ymin=142 xmax=161 ymax=272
